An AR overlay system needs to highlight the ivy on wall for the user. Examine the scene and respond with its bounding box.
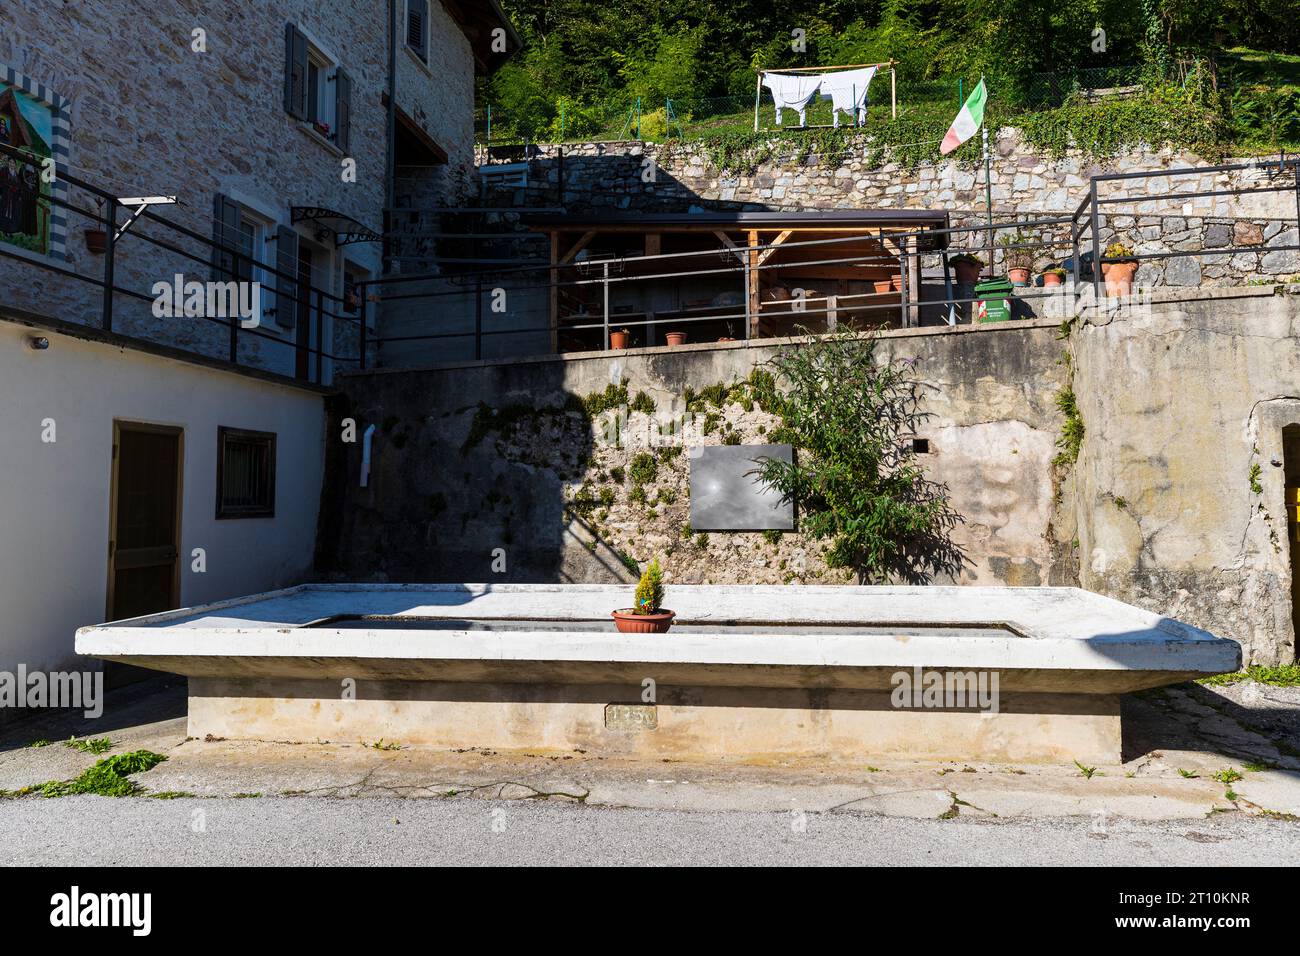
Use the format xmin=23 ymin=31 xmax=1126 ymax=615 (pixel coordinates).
xmin=689 ymin=88 xmax=1230 ymax=175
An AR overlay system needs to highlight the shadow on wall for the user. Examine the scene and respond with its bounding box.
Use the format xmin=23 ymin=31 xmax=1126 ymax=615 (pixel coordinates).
xmin=315 ymin=362 xmax=604 ymax=583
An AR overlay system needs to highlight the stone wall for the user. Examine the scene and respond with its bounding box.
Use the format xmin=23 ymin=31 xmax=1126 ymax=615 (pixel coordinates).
xmin=476 ymin=131 xmax=1300 ymax=287
xmin=0 ymin=0 xmax=475 ymax=376
xmin=320 ymin=320 xmax=1074 ymax=595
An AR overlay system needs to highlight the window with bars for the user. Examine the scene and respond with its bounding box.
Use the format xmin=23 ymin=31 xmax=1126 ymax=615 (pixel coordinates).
xmin=216 ymin=427 xmax=277 ymax=519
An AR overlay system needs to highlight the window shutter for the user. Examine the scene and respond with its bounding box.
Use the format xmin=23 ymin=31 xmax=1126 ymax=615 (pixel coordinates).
xmin=335 ymin=68 xmax=352 ymax=153
xmin=211 ymin=193 xmax=240 ymax=282
xmin=407 ymin=0 xmax=428 ymax=60
xmin=284 ymin=22 xmax=308 ymax=119
xmin=275 ymin=225 xmax=299 ymax=330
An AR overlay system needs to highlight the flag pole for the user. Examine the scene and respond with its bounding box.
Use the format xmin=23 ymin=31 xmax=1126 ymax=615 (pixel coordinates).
xmin=982 ymin=79 xmax=994 ymax=279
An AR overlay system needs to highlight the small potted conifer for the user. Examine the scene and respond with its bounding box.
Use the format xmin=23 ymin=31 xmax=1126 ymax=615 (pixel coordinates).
xmin=611 ymin=557 xmax=675 ymax=633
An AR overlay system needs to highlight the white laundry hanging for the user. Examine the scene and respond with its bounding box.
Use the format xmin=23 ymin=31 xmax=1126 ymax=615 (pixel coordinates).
xmin=818 ymin=67 xmax=877 ymax=127
xmin=761 ymin=72 xmax=822 ymax=126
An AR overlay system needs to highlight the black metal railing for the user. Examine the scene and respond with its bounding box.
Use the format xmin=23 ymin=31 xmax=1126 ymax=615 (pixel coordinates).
xmin=0 ymin=141 xmax=366 ymax=384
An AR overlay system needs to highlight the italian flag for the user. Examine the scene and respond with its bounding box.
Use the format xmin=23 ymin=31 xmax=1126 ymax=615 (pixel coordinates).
xmin=940 ymin=79 xmax=987 ymax=155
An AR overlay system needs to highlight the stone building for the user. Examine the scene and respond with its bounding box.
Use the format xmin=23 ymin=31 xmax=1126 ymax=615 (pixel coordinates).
xmin=0 ymin=1 xmax=517 ymax=693
xmin=1 ymin=0 xmax=517 ymax=379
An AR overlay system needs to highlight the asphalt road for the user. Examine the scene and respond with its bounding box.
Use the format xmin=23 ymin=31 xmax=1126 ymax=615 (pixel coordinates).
xmin=1 ymin=796 xmax=1297 ymax=866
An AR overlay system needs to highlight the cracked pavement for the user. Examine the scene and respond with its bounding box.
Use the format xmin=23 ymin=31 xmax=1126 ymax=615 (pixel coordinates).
xmin=1 ymin=675 xmax=1298 ymax=864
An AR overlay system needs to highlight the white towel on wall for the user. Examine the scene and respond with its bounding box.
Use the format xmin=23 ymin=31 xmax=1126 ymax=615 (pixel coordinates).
xmin=761 ymin=72 xmax=822 ymax=126
xmin=819 ymin=67 xmax=877 ymax=126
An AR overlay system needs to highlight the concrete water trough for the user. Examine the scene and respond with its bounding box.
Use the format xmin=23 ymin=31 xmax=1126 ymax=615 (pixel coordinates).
xmin=75 ymin=584 xmax=1241 ymax=764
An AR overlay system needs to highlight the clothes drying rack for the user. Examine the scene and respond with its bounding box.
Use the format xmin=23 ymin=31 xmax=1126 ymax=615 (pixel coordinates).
xmin=753 ymin=61 xmax=898 ymax=131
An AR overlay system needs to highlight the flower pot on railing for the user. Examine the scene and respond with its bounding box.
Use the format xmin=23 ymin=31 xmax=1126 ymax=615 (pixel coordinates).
xmin=1102 ymin=260 xmax=1139 ymax=296
xmin=1102 ymin=242 xmax=1139 ymax=297
xmin=84 ymin=229 xmax=108 ymax=255
xmin=665 ymin=331 xmax=687 ymax=346
xmin=1102 ymin=261 xmax=1138 ymax=296
xmin=609 ymin=329 xmax=629 ymax=350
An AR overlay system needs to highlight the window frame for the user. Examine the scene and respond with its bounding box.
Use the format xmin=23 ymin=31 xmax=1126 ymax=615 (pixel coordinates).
xmin=215 ymin=426 xmax=278 ymax=520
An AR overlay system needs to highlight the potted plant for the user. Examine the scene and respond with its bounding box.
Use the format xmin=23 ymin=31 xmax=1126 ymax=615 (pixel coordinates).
xmin=873 ymin=274 xmax=904 ymax=294
xmin=609 ymin=328 xmax=630 ymax=349
xmin=950 ymin=253 xmax=984 ymax=285
xmin=1101 ymin=242 xmax=1139 ymax=296
xmin=1000 ymin=234 xmax=1035 ymax=285
xmin=83 ymin=228 xmax=108 ymax=254
xmin=612 ymin=557 xmax=675 ymax=633
xmin=665 ymin=331 xmax=687 ymax=346
xmin=1040 ymin=266 xmax=1067 ymax=287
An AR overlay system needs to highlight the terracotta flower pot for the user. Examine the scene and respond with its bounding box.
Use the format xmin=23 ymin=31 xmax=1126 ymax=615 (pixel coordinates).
xmin=717 ymin=336 xmax=736 ymax=342
xmin=1041 ymin=272 xmax=1064 ymax=287
xmin=1008 ymin=267 xmax=1031 ymax=285
xmin=1102 ymin=260 xmax=1139 ymax=296
xmin=953 ymin=261 xmax=982 ymax=284
xmin=84 ymin=229 xmax=108 ymax=255
xmin=665 ymin=331 xmax=687 ymax=346
xmin=609 ymin=330 xmax=629 ymax=349
xmin=612 ymin=609 xmax=676 ymax=633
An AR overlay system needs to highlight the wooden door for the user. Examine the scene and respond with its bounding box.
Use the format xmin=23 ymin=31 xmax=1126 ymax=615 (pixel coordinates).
xmin=108 ymin=422 xmax=182 ymax=622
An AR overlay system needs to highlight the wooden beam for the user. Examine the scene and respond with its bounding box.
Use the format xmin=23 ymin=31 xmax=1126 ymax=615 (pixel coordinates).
xmin=906 ymin=235 xmax=920 ymax=327
xmin=645 ymin=233 xmax=661 ymax=257
xmin=559 ymin=230 xmax=596 ymax=265
xmin=713 ymin=230 xmax=747 ymax=263
xmin=756 ymin=229 xmax=793 ymax=266
xmin=747 ymin=230 xmax=761 ymax=339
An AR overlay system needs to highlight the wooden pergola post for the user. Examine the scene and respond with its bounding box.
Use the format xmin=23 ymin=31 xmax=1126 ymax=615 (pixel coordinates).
xmin=747 ymin=230 xmax=761 ymax=339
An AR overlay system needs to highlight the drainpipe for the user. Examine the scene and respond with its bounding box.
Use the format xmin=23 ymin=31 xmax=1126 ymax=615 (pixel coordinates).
xmin=383 ymin=0 xmax=398 ymax=275
xmin=360 ymin=424 xmax=377 ymax=487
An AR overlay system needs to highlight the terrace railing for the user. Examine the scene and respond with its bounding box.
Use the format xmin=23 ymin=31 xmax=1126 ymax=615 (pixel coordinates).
xmin=0 ymin=141 xmax=364 ymax=386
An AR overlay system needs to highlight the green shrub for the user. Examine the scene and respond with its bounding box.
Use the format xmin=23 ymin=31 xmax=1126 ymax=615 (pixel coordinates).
xmin=633 ymin=557 xmax=665 ymax=614
xmin=628 ymin=451 xmax=658 ymax=485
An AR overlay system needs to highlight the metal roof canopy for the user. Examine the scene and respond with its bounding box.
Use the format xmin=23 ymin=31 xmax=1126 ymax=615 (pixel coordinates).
xmin=522 ymin=209 xmax=951 ymax=250
xmin=292 ymin=207 xmax=382 ymax=246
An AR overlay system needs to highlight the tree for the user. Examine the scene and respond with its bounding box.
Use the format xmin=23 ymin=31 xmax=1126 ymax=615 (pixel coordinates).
xmin=753 ymin=329 xmax=965 ymax=584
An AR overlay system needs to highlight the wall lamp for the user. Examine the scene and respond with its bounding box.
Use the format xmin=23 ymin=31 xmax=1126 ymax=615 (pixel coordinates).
xmin=27 ymin=336 xmax=49 ymax=351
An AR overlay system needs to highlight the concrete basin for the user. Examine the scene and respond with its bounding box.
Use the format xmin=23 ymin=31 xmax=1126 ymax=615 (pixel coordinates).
xmin=76 ymin=584 xmax=1240 ymax=764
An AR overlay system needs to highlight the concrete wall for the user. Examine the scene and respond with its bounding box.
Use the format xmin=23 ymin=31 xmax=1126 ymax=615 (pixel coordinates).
xmin=0 ymin=318 xmax=326 ymax=681
xmin=327 ymin=287 xmax=1300 ymax=665
xmin=0 ymin=0 xmax=479 ymax=375
xmin=1070 ymin=286 xmax=1300 ymax=666
xmin=321 ymin=320 xmax=1073 ymax=593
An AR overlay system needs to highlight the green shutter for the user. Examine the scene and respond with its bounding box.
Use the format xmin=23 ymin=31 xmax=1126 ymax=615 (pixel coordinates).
xmin=407 ymin=0 xmax=428 ymax=60
xmin=335 ymin=68 xmax=352 ymax=153
xmin=275 ymin=225 xmax=299 ymax=330
xmin=211 ymin=193 xmax=240 ymax=282
xmin=284 ymin=23 xmax=308 ymax=119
